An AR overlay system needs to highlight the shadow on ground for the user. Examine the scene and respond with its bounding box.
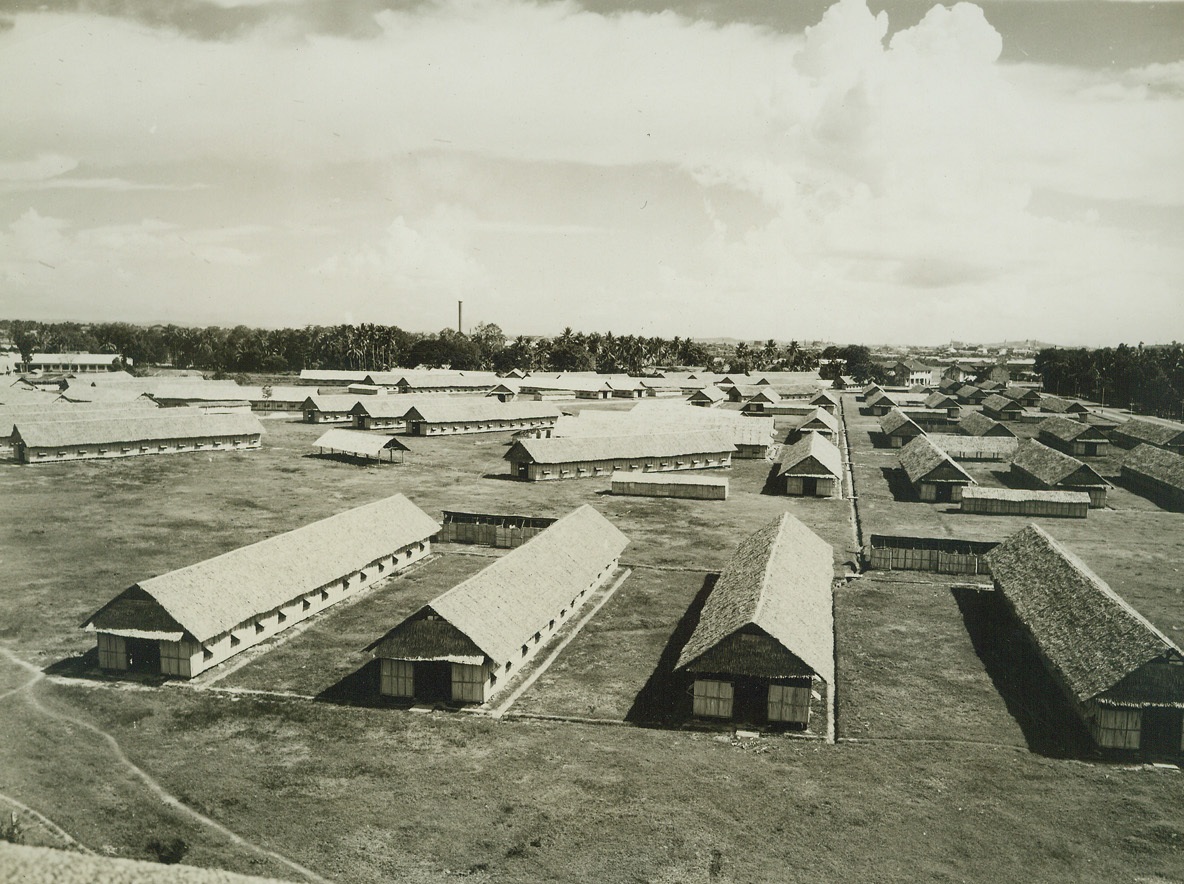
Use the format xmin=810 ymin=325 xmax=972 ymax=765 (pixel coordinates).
xmin=624 ymin=573 xmax=717 ymax=728
xmin=44 ymin=648 xmax=171 ymax=687
xmin=879 ymin=466 xmax=916 ymax=502
xmin=952 ymin=586 xmax=1096 ymax=760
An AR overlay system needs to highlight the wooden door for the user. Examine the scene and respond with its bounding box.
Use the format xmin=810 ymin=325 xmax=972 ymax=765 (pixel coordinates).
xmin=1141 ymin=708 xmax=1183 ymax=757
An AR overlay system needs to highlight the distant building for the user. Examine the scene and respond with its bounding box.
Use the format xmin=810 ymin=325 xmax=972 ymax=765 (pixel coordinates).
xmin=899 ymin=435 xmax=976 ymax=503
xmin=19 ymin=353 xmax=125 ymax=373
xmin=1010 ymin=439 xmax=1109 ymax=508
xmin=1038 ymin=416 xmax=1110 ymax=457
xmin=778 ymin=433 xmax=842 ymax=497
xmin=504 ymin=431 xmax=735 ymax=481
xmin=1110 ymin=418 xmax=1184 ymax=455
xmin=1120 ymin=444 xmax=1184 ymax=511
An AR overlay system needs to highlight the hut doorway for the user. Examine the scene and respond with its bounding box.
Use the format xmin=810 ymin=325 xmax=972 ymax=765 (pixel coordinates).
xmin=415 ymin=661 xmax=451 ymax=703
xmin=800 ymin=478 xmax=818 ymax=497
xmin=1141 ymin=709 xmax=1183 ymax=757
xmin=516 ymin=462 xmax=528 ymax=480
xmin=731 ymin=680 xmax=770 ymax=725
xmin=125 ymin=637 xmax=161 ymax=673
xmin=934 ymin=484 xmax=953 ymax=503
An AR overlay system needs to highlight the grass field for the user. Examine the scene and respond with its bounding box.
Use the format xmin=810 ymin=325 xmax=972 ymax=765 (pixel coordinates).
xmin=1 ymin=392 xmax=1182 ymax=881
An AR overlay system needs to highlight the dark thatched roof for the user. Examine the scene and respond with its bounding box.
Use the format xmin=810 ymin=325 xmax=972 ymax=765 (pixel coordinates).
xmin=1122 ymin=443 xmax=1184 ymax=492
xmin=1038 ymin=415 xmax=1107 ymax=444
xmin=1111 ymin=418 xmax=1184 ymax=449
xmin=924 ymin=391 xmax=959 ymax=409
xmin=879 ymin=407 xmax=923 ymax=437
xmin=926 ymin=433 xmax=1018 ymax=459
xmin=1040 ymin=395 xmax=1089 ymax=414
xmin=683 ymin=628 xmax=817 ymax=679
xmin=368 ymin=613 xmax=485 ymax=663
xmin=675 ymin=513 xmax=833 ymax=684
xmin=986 ymin=525 xmax=1183 ymax=705
xmin=1012 ymin=439 xmax=1107 ymax=488
xmin=981 ymin=393 xmax=1023 ymax=414
xmin=959 ymin=410 xmax=1015 ymax=438
xmin=899 ymin=435 xmax=975 ymax=485
xmin=404 ymin=399 xmax=561 ymax=424
xmin=865 ymin=389 xmax=895 ymax=408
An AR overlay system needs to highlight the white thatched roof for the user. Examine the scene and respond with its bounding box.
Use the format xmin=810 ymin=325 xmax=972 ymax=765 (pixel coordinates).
xmin=798 ymin=406 xmax=839 ymax=433
xmin=85 ymin=494 xmax=439 ymax=644
xmin=374 ymin=505 xmax=627 ymax=665
xmin=313 ymin=428 xmax=408 ymax=456
xmin=961 ymin=487 xmax=1090 ymax=504
xmin=899 ymin=435 xmax=975 ymax=485
xmin=1012 ymin=439 xmax=1107 ymax=488
xmin=300 ymin=393 xmax=362 ymax=412
xmin=14 ymin=411 xmax=263 ymax=449
xmin=552 ymin=402 xmax=773 ymax=449
xmin=404 ymin=399 xmax=561 ymax=424
xmin=506 ymin=431 xmax=735 ymax=465
xmin=675 ymin=513 xmax=834 ymax=684
xmin=609 ymin=470 xmax=728 ymax=487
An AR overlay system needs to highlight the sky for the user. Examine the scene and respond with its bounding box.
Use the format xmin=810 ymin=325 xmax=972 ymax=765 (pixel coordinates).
xmin=0 ymin=0 xmax=1182 ymax=346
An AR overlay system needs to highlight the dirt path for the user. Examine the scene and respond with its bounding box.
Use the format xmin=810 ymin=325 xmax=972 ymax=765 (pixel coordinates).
xmin=0 ymin=789 xmax=94 ymax=854
xmin=0 ymin=645 xmax=332 ymax=884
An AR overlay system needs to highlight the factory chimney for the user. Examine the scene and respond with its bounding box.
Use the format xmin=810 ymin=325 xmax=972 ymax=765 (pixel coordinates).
xmin=458 ymin=300 xmax=463 ymax=334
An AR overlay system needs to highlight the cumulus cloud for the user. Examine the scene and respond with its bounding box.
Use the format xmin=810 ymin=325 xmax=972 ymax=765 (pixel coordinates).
xmin=0 ymin=0 xmax=1180 ymax=341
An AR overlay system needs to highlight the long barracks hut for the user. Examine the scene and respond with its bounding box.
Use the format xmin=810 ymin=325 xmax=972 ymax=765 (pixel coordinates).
xmin=675 ymin=513 xmax=834 ymax=729
xmin=505 ymin=431 xmax=734 ymax=481
xmin=1110 ymin=418 xmax=1184 ymax=455
xmin=1010 ymin=439 xmax=1109 ymax=508
xmin=402 ymin=399 xmax=561 ymax=436
xmin=899 ymin=434 xmax=977 ymax=503
xmin=302 ymin=394 xmax=361 ymax=424
xmin=12 ymin=412 xmax=263 ymax=464
xmin=980 ymin=393 xmax=1025 ymax=422
xmin=369 ymin=505 xmax=628 ymax=706
xmin=1038 ymin=415 xmax=1110 ymax=457
xmin=985 ymin=525 xmax=1184 ymax=758
xmin=1120 ymin=444 xmax=1184 ymax=511
xmin=83 ymin=494 xmax=439 ymax=678
xmin=778 ymin=432 xmax=842 ymax=497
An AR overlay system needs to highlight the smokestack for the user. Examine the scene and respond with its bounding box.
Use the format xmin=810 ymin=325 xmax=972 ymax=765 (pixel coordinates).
xmin=458 ymin=300 xmax=463 ymax=334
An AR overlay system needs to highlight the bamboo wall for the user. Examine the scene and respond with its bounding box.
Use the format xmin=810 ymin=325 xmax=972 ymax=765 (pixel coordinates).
xmin=612 ymin=478 xmax=728 ymax=500
xmin=867 ymin=535 xmax=997 ymax=575
xmin=515 ymin=452 xmax=732 ymax=481
xmin=960 ymin=496 xmax=1088 ymax=518
xmin=784 ymin=476 xmax=836 ymax=498
xmin=440 ymin=520 xmax=551 ymax=548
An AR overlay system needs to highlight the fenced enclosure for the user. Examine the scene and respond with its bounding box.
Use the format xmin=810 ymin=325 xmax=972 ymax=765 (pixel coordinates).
xmin=866 ymin=534 xmax=999 ymax=575
xmin=439 ymin=511 xmax=557 ymax=548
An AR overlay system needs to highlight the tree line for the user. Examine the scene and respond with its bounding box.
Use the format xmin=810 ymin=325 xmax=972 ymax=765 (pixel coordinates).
xmin=1036 ymin=343 xmax=1184 ymax=417
xmin=1 ymin=319 xmax=825 ymax=376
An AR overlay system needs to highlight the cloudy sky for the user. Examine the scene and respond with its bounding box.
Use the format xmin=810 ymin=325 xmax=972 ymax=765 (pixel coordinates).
xmin=0 ymin=0 xmax=1181 ymax=345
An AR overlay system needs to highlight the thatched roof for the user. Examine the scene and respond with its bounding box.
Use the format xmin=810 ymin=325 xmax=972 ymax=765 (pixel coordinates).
xmin=981 ymin=393 xmax=1021 ymax=413
xmin=506 ymin=431 xmax=735 ymax=465
xmin=85 ymin=494 xmax=439 ymax=644
xmin=404 ymin=399 xmax=561 ymax=424
xmin=955 ymin=384 xmax=982 ymax=398
xmin=675 ymin=513 xmax=834 ymax=684
xmin=865 ymin=389 xmax=896 ymax=408
xmin=924 ymin=391 xmax=959 ymax=409
xmin=556 ymin=403 xmax=773 ymax=449
xmin=372 ymin=505 xmax=627 ymax=665
xmin=299 ymin=369 xmax=369 ymax=383
xmin=1012 ymin=439 xmax=1107 ymax=488
xmin=778 ymin=432 xmax=842 ymax=479
xmin=1038 ymin=415 xmax=1107 ymax=444
xmin=798 ymin=406 xmax=839 ymax=433
xmin=146 ymin=380 xmax=247 ymax=402
xmin=2 ymin=401 xmax=158 ymax=438
xmin=347 ymin=395 xmax=442 ymax=419
xmin=985 ymin=525 xmax=1183 ymax=705
xmin=688 ymin=386 xmax=726 ymax=403
xmin=861 ymin=383 xmax=882 ymax=397
xmin=959 ymin=410 xmax=1015 ymax=438
xmin=0 ymin=842 xmax=300 ymax=884
xmin=313 ymin=428 xmax=408 ymax=457
xmin=1111 ymin=418 xmax=1184 ymax=449
xmin=1001 ymin=386 xmax=1041 ymax=404
xmin=879 ymin=407 xmax=923 ymax=437
xmin=961 ymin=487 xmax=1090 ymax=505
xmin=300 ymin=393 xmax=363 ymax=413
xmin=899 ymin=435 xmax=975 ymax=485
xmin=237 ymin=385 xmax=315 ymax=403
xmin=14 ymin=412 xmax=263 ymax=449
xmin=1040 ymin=395 xmax=1089 ymax=414
xmin=1122 ymin=443 xmax=1184 ymax=492
xmin=926 ymin=433 xmax=1018 ymax=460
